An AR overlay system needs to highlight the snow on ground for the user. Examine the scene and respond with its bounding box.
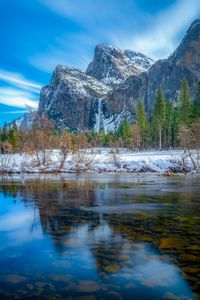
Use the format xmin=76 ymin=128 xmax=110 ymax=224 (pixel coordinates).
xmin=0 ymin=148 xmax=198 ymax=174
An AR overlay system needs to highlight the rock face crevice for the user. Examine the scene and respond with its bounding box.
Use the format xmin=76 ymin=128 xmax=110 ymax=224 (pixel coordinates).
xmin=37 ymin=19 xmax=200 ymax=132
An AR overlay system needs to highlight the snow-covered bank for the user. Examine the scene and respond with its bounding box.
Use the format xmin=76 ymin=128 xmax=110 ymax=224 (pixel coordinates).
xmin=0 ymin=148 xmax=199 ymax=175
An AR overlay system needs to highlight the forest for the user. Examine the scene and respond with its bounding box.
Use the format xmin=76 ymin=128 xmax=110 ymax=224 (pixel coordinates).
xmin=0 ymin=78 xmax=200 ymax=155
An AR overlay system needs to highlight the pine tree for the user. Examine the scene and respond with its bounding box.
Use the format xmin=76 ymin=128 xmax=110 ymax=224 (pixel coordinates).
xmin=118 ymin=121 xmax=132 ymax=148
xmin=193 ymin=81 xmax=200 ymax=120
xmin=171 ymin=107 xmax=178 ymax=149
xmin=178 ymin=79 xmax=192 ymax=126
xmin=152 ymin=87 xmax=166 ymax=150
xmin=1 ymin=125 xmax=8 ymax=142
xmin=136 ymin=101 xmax=150 ymax=149
xmin=164 ymin=99 xmax=175 ymax=148
xmin=8 ymin=122 xmax=20 ymax=152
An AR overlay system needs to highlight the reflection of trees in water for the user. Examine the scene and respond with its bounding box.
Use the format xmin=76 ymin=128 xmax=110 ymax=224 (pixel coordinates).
xmin=0 ymin=178 xmax=101 ymax=252
xmin=0 ymin=177 xmax=200 ymax=295
xmin=90 ymin=233 xmax=128 ymax=275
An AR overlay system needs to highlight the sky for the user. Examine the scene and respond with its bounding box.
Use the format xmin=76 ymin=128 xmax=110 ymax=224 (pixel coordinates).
xmin=0 ymin=0 xmax=200 ymax=126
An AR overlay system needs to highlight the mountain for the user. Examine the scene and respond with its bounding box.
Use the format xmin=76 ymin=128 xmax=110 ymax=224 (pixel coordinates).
xmin=39 ymin=65 xmax=110 ymax=131
xmin=37 ymin=19 xmax=200 ymax=132
xmin=86 ymin=44 xmax=154 ymax=85
xmin=106 ymin=19 xmax=200 ymax=117
xmin=5 ymin=111 xmax=36 ymax=131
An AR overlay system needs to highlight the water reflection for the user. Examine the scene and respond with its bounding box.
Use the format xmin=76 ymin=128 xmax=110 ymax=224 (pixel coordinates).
xmin=0 ymin=174 xmax=199 ymax=299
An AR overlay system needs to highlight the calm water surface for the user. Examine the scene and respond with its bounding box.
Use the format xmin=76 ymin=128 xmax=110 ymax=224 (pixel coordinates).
xmin=0 ymin=174 xmax=200 ymax=300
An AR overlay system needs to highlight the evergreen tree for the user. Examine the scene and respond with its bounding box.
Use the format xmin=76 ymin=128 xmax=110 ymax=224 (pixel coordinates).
xmin=178 ymin=78 xmax=192 ymax=126
xmin=193 ymin=81 xmax=200 ymax=120
xmin=171 ymin=107 xmax=178 ymax=149
xmin=1 ymin=125 xmax=8 ymax=142
xmin=8 ymin=122 xmax=20 ymax=152
xmin=164 ymin=99 xmax=175 ymax=148
xmin=118 ymin=121 xmax=132 ymax=148
xmin=136 ymin=101 xmax=150 ymax=149
xmin=152 ymin=87 xmax=166 ymax=150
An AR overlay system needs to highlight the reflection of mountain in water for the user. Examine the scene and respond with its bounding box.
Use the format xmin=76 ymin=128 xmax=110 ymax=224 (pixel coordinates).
xmin=0 ymin=176 xmax=200 ymax=297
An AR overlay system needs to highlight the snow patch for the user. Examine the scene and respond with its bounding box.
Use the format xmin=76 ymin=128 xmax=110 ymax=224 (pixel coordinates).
xmin=0 ymin=149 xmax=197 ymax=174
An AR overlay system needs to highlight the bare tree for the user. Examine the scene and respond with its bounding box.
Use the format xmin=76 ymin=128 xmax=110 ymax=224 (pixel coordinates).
xmin=109 ymin=141 xmax=121 ymax=168
xmin=57 ymin=130 xmax=72 ymax=169
xmin=178 ymin=122 xmax=200 ymax=172
xmin=27 ymin=116 xmax=56 ymax=166
xmin=72 ymin=132 xmax=97 ymax=172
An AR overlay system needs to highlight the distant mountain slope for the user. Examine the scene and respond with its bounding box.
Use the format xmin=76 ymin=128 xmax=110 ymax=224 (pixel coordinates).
xmin=5 ymin=111 xmax=36 ymax=131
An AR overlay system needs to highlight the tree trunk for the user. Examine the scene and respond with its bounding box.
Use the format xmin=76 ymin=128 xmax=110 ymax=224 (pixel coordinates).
xmin=159 ymin=124 xmax=162 ymax=150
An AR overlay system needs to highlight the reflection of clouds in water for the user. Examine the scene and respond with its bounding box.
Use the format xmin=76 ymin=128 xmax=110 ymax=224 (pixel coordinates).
xmin=0 ymin=211 xmax=34 ymax=231
xmin=128 ymin=246 xmax=192 ymax=297
xmin=63 ymin=221 xmax=113 ymax=244
xmin=0 ymin=177 xmax=198 ymax=299
xmin=0 ymin=209 xmax=45 ymax=248
xmin=7 ymin=226 xmax=44 ymax=246
xmin=84 ymin=223 xmax=192 ymax=297
xmin=91 ymin=222 xmax=113 ymax=241
xmin=134 ymin=254 xmax=179 ymax=286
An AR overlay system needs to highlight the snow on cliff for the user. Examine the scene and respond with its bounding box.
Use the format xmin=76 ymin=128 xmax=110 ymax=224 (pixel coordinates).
xmin=86 ymin=44 xmax=154 ymax=85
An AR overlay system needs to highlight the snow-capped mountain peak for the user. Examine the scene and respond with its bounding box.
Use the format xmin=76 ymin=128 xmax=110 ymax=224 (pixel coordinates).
xmin=86 ymin=44 xmax=154 ymax=85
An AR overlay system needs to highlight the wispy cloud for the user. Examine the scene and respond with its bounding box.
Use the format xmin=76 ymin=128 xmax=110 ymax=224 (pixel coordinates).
xmin=39 ymin=0 xmax=200 ymax=62
xmin=0 ymin=87 xmax=38 ymax=109
xmin=29 ymin=33 xmax=95 ymax=72
xmin=32 ymin=0 xmax=143 ymax=72
xmin=115 ymin=0 xmax=200 ymax=59
xmin=0 ymin=69 xmax=41 ymax=109
xmin=30 ymin=46 xmax=91 ymax=73
xmin=40 ymin=0 xmax=137 ymax=27
xmin=0 ymin=69 xmax=42 ymax=93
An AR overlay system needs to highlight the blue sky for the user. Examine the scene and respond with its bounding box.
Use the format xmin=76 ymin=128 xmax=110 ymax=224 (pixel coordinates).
xmin=0 ymin=0 xmax=200 ymax=126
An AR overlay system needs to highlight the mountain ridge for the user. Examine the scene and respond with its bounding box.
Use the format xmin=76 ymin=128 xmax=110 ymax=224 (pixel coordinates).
xmin=11 ymin=19 xmax=200 ymax=133
xmin=86 ymin=43 xmax=154 ymax=85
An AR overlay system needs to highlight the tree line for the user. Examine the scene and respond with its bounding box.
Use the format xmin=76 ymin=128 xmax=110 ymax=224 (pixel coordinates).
xmin=0 ymin=78 xmax=200 ymax=154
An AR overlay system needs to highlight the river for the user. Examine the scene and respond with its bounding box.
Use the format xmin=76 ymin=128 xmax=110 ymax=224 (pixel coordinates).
xmin=0 ymin=174 xmax=199 ymax=299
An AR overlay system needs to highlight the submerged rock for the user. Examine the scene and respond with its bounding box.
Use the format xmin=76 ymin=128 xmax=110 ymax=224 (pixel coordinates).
xmin=49 ymin=274 xmax=72 ymax=282
xmin=5 ymin=274 xmax=27 ymax=283
xmin=159 ymin=238 xmax=187 ymax=250
xmin=78 ymin=280 xmax=101 ymax=292
xmin=104 ymin=263 xmax=120 ymax=273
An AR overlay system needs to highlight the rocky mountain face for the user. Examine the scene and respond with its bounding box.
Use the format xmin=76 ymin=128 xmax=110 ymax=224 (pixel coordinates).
xmin=39 ymin=65 xmax=110 ymax=131
xmin=38 ymin=46 xmax=154 ymax=132
xmin=38 ymin=19 xmax=200 ymax=132
xmin=106 ymin=19 xmax=200 ymax=118
xmin=86 ymin=44 xmax=153 ymax=85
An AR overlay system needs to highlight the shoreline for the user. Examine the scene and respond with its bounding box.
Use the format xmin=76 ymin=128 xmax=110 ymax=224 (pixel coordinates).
xmin=0 ymin=148 xmax=199 ymax=176
xmin=0 ymin=169 xmax=199 ymax=176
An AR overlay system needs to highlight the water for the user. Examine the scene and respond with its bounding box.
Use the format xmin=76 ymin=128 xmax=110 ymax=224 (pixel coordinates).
xmin=0 ymin=174 xmax=200 ymax=300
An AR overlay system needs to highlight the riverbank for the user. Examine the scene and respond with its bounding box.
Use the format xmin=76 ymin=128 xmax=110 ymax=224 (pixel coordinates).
xmin=0 ymin=148 xmax=199 ymax=175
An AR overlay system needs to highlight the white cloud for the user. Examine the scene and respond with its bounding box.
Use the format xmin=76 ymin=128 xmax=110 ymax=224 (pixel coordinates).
xmin=39 ymin=0 xmax=200 ymax=62
xmin=0 ymin=69 xmax=42 ymax=93
xmin=0 ymin=211 xmax=34 ymax=231
xmin=29 ymin=33 xmax=95 ymax=72
xmin=113 ymin=0 xmax=200 ymax=59
xmin=0 ymin=70 xmax=41 ymax=109
xmin=0 ymin=87 xmax=38 ymax=109
xmin=40 ymin=0 xmax=135 ymax=26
